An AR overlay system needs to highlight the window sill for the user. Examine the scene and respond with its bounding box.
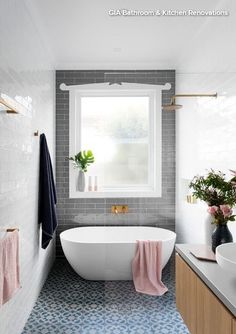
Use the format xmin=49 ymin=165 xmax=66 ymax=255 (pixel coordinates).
xmin=69 ymin=190 xmax=161 ymax=198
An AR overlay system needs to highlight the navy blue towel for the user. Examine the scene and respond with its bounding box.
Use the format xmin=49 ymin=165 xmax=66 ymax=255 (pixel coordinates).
xmin=38 ymin=134 xmax=58 ymax=249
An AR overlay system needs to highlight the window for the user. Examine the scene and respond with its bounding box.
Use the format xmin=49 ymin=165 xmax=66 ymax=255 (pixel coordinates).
xmin=64 ymin=82 xmax=171 ymax=198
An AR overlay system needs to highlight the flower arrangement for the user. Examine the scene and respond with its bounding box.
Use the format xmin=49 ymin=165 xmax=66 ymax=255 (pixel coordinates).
xmin=189 ymin=170 xmax=236 ymax=225
xmin=69 ymin=150 xmax=95 ymax=172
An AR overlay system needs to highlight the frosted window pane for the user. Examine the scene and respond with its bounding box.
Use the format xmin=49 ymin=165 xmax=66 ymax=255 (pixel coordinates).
xmin=80 ymin=96 xmax=150 ymax=188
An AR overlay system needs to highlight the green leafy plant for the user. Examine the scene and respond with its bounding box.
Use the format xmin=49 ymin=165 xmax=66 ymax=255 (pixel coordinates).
xmin=189 ymin=169 xmax=236 ymax=225
xmin=69 ymin=150 xmax=95 ymax=172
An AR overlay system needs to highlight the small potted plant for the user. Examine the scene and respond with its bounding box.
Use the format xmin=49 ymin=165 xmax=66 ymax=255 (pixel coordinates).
xmin=69 ymin=150 xmax=95 ymax=191
xmin=189 ymin=169 xmax=236 ymax=252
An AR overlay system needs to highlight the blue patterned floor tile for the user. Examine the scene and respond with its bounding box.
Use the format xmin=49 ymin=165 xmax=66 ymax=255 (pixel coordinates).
xmin=104 ymin=324 xmax=129 ymax=334
xmin=23 ymin=322 xmax=83 ymax=334
xmin=22 ymin=258 xmax=189 ymax=334
xmin=128 ymin=324 xmax=153 ymax=334
xmin=80 ymin=325 xmax=105 ymax=334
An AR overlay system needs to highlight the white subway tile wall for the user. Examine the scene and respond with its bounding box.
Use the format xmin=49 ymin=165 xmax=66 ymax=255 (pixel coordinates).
xmin=56 ymin=70 xmax=176 ymax=256
xmin=0 ymin=1 xmax=55 ymax=334
xmin=176 ymin=72 xmax=236 ymax=243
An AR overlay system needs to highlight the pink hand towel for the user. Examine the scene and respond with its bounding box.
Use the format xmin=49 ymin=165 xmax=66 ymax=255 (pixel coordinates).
xmin=0 ymin=230 xmax=20 ymax=306
xmin=132 ymin=240 xmax=168 ymax=296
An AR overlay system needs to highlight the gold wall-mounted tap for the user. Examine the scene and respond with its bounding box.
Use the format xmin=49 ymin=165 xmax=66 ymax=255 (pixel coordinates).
xmin=111 ymin=205 xmax=129 ymax=214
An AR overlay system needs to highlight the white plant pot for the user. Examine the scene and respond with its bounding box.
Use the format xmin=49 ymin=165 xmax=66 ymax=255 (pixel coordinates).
xmin=77 ymin=170 xmax=86 ymax=192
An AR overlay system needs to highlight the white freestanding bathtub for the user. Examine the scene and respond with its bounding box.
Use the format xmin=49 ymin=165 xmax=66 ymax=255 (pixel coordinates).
xmin=60 ymin=226 xmax=176 ymax=281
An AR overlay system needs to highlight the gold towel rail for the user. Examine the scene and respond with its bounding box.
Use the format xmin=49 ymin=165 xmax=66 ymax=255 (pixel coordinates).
xmin=0 ymin=97 xmax=18 ymax=114
xmin=0 ymin=228 xmax=19 ymax=232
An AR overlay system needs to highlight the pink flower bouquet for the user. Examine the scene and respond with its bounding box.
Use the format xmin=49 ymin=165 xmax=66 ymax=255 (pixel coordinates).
xmin=190 ymin=170 xmax=236 ymax=225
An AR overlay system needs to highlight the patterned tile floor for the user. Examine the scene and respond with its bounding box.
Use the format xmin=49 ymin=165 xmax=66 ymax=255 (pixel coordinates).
xmin=22 ymin=258 xmax=189 ymax=334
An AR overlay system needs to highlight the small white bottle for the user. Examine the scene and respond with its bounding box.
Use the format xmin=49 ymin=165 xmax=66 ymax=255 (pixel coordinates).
xmin=88 ymin=176 xmax=92 ymax=191
xmin=94 ymin=176 xmax=98 ymax=191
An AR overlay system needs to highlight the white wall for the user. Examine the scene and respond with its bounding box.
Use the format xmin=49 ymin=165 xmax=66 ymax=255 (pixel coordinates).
xmin=0 ymin=1 xmax=55 ymax=333
xmin=176 ymin=72 xmax=236 ymax=244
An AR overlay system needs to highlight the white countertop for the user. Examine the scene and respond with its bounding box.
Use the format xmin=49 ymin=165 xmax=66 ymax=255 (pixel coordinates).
xmin=175 ymin=244 xmax=236 ymax=318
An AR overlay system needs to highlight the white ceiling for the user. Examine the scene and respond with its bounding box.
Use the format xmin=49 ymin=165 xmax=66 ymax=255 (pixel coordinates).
xmin=25 ymin=0 xmax=236 ymax=72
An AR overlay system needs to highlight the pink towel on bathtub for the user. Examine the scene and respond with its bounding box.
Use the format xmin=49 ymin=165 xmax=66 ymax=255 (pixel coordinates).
xmin=132 ymin=240 xmax=168 ymax=296
xmin=0 ymin=230 xmax=20 ymax=306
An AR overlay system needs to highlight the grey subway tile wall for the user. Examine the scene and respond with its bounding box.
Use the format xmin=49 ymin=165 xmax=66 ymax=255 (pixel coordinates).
xmin=56 ymin=70 xmax=175 ymax=256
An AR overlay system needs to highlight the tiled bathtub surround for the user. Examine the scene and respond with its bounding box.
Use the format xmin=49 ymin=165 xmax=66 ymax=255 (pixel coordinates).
xmin=56 ymin=70 xmax=176 ymax=256
xmin=22 ymin=258 xmax=189 ymax=334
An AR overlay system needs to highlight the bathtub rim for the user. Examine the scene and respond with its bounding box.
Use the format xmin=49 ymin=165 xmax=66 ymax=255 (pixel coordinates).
xmin=60 ymin=226 xmax=176 ymax=244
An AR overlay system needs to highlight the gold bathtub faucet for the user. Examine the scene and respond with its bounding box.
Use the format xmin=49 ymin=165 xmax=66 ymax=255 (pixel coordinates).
xmin=111 ymin=205 xmax=129 ymax=214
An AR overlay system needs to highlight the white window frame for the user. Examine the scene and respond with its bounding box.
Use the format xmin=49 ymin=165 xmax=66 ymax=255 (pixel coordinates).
xmin=60 ymin=82 xmax=171 ymax=198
